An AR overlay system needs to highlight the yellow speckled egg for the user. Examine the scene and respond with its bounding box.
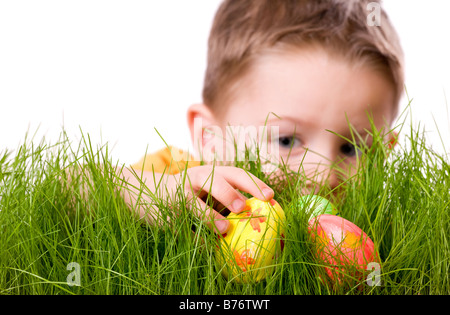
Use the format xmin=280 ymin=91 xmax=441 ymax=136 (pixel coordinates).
xmin=217 ymin=197 xmax=285 ymax=283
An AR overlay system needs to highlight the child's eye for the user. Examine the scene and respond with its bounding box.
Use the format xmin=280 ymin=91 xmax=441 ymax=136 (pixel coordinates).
xmin=340 ymin=143 xmax=362 ymax=157
xmin=277 ymin=136 xmax=302 ymax=149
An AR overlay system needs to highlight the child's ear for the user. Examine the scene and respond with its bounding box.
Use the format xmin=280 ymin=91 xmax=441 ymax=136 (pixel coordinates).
xmin=186 ymin=103 xmax=219 ymax=151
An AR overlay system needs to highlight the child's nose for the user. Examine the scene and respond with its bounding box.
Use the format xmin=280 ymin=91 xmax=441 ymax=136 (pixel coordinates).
xmin=317 ymin=163 xmax=340 ymax=190
xmin=302 ymin=150 xmax=340 ymax=192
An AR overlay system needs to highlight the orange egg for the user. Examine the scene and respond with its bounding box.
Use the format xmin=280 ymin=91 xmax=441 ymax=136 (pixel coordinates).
xmin=308 ymin=214 xmax=379 ymax=284
xmin=217 ymin=197 xmax=285 ymax=283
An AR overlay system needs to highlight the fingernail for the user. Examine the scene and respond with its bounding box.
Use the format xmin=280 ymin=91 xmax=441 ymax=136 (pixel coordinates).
xmin=262 ymin=188 xmax=274 ymax=200
xmin=231 ymin=199 xmax=245 ymax=212
xmin=216 ymin=219 xmax=229 ymax=234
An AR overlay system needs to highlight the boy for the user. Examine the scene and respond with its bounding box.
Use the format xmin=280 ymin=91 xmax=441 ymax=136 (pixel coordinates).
xmin=119 ymin=0 xmax=404 ymax=235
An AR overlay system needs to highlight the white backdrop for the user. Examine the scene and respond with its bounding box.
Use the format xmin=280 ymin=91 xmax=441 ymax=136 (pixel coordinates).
xmin=1 ymin=0 xmax=449 ymax=165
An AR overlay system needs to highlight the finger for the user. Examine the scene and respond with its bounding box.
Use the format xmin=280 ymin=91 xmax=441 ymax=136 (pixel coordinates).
xmin=185 ymin=167 xmax=248 ymax=214
xmin=191 ymin=167 xmax=275 ymax=214
xmin=185 ymin=166 xmax=274 ymax=215
xmin=187 ymin=193 xmax=230 ymax=234
xmin=195 ymin=174 xmax=248 ymax=214
xmin=218 ymin=167 xmax=275 ymax=201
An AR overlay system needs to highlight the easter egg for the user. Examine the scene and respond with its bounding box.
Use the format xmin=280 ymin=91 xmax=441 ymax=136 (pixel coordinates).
xmin=308 ymin=214 xmax=378 ymax=284
xmin=217 ymin=197 xmax=285 ymax=283
xmin=298 ymin=195 xmax=337 ymax=221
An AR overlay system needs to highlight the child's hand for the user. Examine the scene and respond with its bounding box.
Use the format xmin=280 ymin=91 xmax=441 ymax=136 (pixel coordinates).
xmin=178 ymin=166 xmax=274 ymax=234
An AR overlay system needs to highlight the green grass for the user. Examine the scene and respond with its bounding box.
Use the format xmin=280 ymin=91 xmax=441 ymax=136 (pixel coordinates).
xmin=1 ymin=115 xmax=449 ymax=295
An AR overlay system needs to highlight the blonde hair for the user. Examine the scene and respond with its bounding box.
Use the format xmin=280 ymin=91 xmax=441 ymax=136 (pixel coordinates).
xmin=202 ymin=0 xmax=404 ymax=116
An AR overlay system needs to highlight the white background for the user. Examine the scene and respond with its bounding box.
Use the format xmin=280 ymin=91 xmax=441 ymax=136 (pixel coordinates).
xmin=1 ymin=0 xmax=449 ymax=165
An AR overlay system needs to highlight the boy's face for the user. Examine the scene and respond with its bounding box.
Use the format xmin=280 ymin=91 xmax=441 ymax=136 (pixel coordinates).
xmin=188 ymin=47 xmax=396 ymax=192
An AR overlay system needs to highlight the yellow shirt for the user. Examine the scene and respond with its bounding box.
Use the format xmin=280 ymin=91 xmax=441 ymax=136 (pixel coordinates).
xmin=131 ymin=146 xmax=201 ymax=174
